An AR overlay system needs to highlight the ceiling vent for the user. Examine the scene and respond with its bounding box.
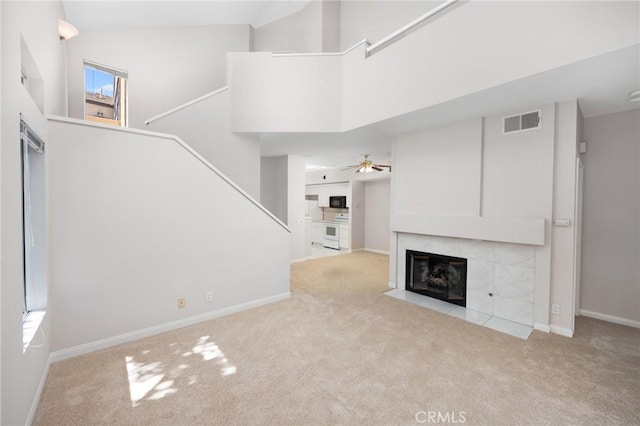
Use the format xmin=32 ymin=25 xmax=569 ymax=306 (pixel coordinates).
xmin=503 ymin=110 xmax=541 ymax=134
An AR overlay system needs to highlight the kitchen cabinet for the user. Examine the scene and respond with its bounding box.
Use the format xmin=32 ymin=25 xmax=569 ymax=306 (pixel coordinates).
xmin=307 ymin=183 xmax=349 ymax=208
xmin=317 ymin=186 xmax=330 ymax=207
xmin=339 ymin=224 xmax=350 ymax=249
xmin=311 ymin=223 xmax=324 ymax=244
xmin=330 ymin=183 xmax=348 ymax=197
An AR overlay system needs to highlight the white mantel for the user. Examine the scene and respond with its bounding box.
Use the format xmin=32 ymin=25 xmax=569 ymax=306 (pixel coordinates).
xmin=391 ymin=214 xmax=545 ymax=246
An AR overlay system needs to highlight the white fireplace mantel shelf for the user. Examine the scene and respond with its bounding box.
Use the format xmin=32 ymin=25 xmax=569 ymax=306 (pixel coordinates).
xmin=391 ymin=214 xmax=545 ymax=246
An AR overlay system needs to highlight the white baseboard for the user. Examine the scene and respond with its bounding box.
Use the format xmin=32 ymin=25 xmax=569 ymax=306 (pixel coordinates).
xmin=550 ymin=325 xmax=574 ymax=338
xmin=364 ymin=248 xmax=390 ymax=255
xmin=388 ymin=281 xmax=397 ymax=289
xmin=50 ymin=292 xmax=291 ymax=363
xmin=26 ymin=354 xmax=52 ymax=426
xmin=579 ymin=309 xmax=640 ymax=329
xmin=533 ymin=322 xmax=550 ymax=333
xmin=290 ymin=256 xmax=311 ymax=264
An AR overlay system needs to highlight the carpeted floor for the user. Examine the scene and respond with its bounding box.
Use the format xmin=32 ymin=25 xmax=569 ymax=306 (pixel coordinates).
xmin=35 ymin=252 xmax=640 ymax=425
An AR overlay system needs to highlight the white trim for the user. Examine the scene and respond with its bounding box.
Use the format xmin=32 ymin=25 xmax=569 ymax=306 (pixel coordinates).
xmin=579 ymin=309 xmax=640 ymax=329
xmin=291 ymin=256 xmax=312 ymax=264
xmin=26 ymin=355 xmax=51 ymax=426
xmin=550 ymin=325 xmax=574 ymax=338
xmin=364 ymin=248 xmax=390 ymax=256
xmin=366 ymin=0 xmax=462 ymax=56
xmin=534 ymin=322 xmax=550 ymax=333
xmin=47 ymin=115 xmax=290 ymax=233
xmin=83 ymin=59 xmax=128 ymax=79
xmin=388 ymin=281 xmax=397 ymax=289
xmin=50 ymin=292 xmax=291 ymax=363
xmin=272 ymin=39 xmax=370 ymax=58
xmin=144 ymin=86 xmax=228 ymax=126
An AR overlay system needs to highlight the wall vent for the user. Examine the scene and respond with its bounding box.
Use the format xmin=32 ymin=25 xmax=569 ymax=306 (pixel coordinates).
xmin=503 ymin=110 xmax=541 ymax=134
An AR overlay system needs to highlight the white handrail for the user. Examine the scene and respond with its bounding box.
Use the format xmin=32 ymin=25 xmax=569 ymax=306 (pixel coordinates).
xmin=144 ymin=86 xmax=229 ymax=126
xmin=47 ymin=115 xmax=291 ymax=233
xmin=272 ymin=39 xmax=370 ymax=58
xmin=366 ymin=0 xmax=463 ymax=56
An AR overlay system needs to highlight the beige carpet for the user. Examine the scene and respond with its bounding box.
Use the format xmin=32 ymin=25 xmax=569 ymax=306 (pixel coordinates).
xmin=35 ymin=252 xmax=640 ymax=425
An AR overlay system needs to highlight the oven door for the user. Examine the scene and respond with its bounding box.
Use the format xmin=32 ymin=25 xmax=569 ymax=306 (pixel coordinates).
xmin=323 ymin=224 xmax=340 ymax=249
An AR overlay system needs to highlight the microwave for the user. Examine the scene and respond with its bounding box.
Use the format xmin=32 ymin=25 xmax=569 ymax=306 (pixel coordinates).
xmin=329 ymin=196 xmax=347 ymax=209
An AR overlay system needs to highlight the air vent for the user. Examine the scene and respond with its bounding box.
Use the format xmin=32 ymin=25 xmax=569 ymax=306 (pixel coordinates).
xmin=503 ymin=110 xmax=541 ymax=134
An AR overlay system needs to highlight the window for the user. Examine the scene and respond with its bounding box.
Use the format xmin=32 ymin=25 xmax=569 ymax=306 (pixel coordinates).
xmin=84 ymin=60 xmax=128 ymax=127
xmin=21 ymin=116 xmax=47 ymax=350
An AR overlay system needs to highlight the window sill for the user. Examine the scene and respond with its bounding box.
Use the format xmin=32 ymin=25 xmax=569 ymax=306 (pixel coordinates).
xmin=23 ymin=310 xmax=46 ymax=353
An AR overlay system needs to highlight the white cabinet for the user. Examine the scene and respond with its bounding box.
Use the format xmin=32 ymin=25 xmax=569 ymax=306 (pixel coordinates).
xmin=317 ymin=186 xmax=330 ymax=207
xmin=330 ymin=183 xmax=348 ymax=197
xmin=307 ymin=183 xmax=349 ymax=207
xmin=311 ymin=223 xmax=324 ymax=244
xmin=339 ymin=224 xmax=350 ymax=249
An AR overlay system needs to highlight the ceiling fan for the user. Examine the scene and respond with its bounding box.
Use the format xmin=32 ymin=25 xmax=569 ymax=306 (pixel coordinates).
xmin=343 ymin=154 xmax=391 ymax=173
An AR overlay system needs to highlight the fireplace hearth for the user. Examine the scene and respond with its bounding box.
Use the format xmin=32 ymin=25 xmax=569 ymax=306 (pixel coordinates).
xmin=405 ymin=250 xmax=467 ymax=307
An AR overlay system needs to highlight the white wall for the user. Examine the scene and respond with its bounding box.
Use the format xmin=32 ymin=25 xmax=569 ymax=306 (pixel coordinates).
xmin=581 ymin=109 xmax=640 ymax=324
xmin=322 ymin=0 xmax=341 ymax=52
xmin=48 ymin=120 xmax=291 ymax=352
xmin=395 ymin=119 xmax=482 ymax=216
xmin=350 ymin=180 xmax=365 ymax=250
xmin=364 ymin=178 xmax=391 ymax=253
xmin=228 ymin=51 xmax=342 ymax=133
xmin=341 ymin=1 xmax=639 ymax=130
xmin=340 ymin=0 xmax=439 ymax=50
xmin=550 ymin=101 xmax=580 ymax=331
xmin=483 ymin=104 xmax=556 ymax=333
xmin=261 ymin=155 xmax=307 ymax=262
xmin=287 ymin=155 xmax=307 ymax=261
xmin=231 ymin=2 xmax=639 ymax=134
xmin=146 ymin=90 xmax=261 ymax=198
xmin=261 ymin=156 xmax=288 ymax=223
xmin=253 ymin=0 xmax=323 ymax=53
xmin=390 ymin=103 xmax=585 ymax=334
xmin=66 ymin=24 xmax=251 ymax=129
xmin=1 ymin=2 xmax=67 ymax=424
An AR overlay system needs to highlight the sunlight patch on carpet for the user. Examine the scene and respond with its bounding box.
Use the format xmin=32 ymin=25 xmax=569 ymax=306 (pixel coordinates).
xmin=125 ymin=336 xmax=237 ymax=407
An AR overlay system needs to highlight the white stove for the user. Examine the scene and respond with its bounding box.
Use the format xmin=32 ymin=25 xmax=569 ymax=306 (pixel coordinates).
xmin=323 ymin=213 xmax=349 ymax=250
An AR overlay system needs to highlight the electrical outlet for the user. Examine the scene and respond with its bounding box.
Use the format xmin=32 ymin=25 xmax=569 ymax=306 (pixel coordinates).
xmin=178 ymin=298 xmax=186 ymax=309
xmin=552 ymin=303 xmax=560 ymax=315
xmin=205 ymin=291 xmax=213 ymax=302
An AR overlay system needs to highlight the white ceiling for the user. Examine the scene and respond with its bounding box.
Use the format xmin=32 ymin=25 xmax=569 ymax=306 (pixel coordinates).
xmin=62 ymin=0 xmax=310 ymax=30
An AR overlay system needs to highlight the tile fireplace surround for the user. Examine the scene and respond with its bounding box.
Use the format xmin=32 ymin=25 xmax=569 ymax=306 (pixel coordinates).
xmin=396 ymin=233 xmax=536 ymax=327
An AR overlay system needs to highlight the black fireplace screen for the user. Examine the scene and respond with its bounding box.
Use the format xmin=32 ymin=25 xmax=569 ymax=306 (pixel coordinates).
xmin=405 ymin=250 xmax=467 ymax=307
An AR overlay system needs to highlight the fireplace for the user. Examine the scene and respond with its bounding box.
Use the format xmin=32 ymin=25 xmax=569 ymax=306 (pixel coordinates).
xmin=405 ymin=250 xmax=467 ymax=307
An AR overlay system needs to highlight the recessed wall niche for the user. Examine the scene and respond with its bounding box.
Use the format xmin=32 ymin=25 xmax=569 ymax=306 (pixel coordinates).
xmin=20 ymin=36 xmax=45 ymax=113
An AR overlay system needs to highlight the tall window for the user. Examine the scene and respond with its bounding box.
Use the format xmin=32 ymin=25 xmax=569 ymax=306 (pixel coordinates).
xmin=21 ymin=116 xmax=47 ymax=327
xmin=84 ymin=60 xmax=128 ymax=127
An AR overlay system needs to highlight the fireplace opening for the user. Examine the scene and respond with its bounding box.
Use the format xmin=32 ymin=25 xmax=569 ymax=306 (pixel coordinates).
xmin=405 ymin=250 xmax=467 ymax=307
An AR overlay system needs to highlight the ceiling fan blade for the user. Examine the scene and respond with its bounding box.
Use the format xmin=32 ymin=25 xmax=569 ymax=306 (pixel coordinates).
xmin=341 ymin=165 xmax=359 ymax=171
xmin=372 ymin=166 xmax=384 ymax=171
